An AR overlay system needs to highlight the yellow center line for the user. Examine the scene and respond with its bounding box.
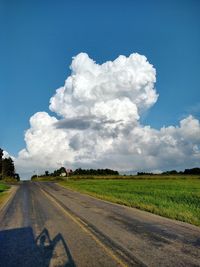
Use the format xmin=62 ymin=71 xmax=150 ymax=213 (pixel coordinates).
xmin=40 ymin=187 xmax=127 ymax=267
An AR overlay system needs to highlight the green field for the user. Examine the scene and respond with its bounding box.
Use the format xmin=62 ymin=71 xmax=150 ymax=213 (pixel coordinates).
xmin=60 ymin=177 xmax=200 ymax=226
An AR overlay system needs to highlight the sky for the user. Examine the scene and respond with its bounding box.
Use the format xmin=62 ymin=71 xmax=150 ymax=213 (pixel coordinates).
xmin=0 ymin=0 xmax=200 ymax=178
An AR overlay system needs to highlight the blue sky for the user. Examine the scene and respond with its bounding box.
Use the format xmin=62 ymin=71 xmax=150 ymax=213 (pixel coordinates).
xmin=0 ymin=0 xmax=200 ymax=158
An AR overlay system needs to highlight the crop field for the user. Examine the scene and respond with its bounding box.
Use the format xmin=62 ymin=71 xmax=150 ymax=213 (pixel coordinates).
xmin=60 ymin=176 xmax=200 ymax=226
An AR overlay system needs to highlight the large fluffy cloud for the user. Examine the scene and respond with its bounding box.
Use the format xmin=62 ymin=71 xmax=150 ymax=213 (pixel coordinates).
xmin=50 ymin=53 xmax=157 ymax=120
xmin=15 ymin=53 xmax=200 ymax=178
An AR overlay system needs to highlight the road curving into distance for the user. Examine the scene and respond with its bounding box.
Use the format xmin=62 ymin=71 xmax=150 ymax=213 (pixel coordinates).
xmin=0 ymin=181 xmax=199 ymax=267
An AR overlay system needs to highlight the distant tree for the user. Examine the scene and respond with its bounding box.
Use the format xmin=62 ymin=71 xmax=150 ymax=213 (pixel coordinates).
xmin=137 ymin=172 xmax=153 ymax=175
xmin=73 ymin=168 xmax=119 ymax=176
xmin=45 ymin=171 xmax=49 ymax=176
xmin=52 ymin=167 xmax=66 ymax=176
xmin=161 ymin=168 xmax=200 ymax=175
xmin=162 ymin=170 xmax=178 ymax=175
xmin=2 ymin=157 xmax=15 ymax=177
xmin=184 ymin=168 xmax=200 ymax=175
xmin=31 ymin=175 xmax=37 ymax=180
xmin=0 ymin=148 xmax=20 ymax=181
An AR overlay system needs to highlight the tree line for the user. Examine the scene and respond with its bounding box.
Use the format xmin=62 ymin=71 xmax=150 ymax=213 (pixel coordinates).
xmin=137 ymin=167 xmax=200 ymax=176
xmin=73 ymin=168 xmax=119 ymax=176
xmin=31 ymin=167 xmax=119 ymax=179
xmin=0 ymin=148 xmax=20 ymax=181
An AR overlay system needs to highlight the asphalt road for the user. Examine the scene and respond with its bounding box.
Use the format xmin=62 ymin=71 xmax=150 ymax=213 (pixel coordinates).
xmin=0 ymin=182 xmax=199 ymax=267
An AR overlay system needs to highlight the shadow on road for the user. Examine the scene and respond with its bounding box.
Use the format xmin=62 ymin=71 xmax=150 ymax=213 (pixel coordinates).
xmin=0 ymin=227 xmax=76 ymax=267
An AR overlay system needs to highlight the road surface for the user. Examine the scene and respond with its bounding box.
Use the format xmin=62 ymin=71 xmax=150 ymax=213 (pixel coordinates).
xmin=0 ymin=181 xmax=199 ymax=267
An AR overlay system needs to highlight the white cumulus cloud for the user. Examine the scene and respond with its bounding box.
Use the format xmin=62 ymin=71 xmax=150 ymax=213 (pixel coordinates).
xmin=49 ymin=53 xmax=158 ymax=120
xmin=15 ymin=52 xmax=200 ymax=178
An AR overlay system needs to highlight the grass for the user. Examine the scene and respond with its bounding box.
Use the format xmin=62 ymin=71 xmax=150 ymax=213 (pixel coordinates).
xmin=0 ymin=183 xmax=9 ymax=193
xmin=0 ymin=183 xmax=10 ymax=207
xmin=59 ymin=176 xmax=200 ymax=226
xmin=1 ymin=177 xmax=19 ymax=183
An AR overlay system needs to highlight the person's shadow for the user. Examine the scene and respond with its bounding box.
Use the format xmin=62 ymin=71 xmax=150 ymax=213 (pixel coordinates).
xmin=36 ymin=228 xmax=76 ymax=267
xmin=0 ymin=227 xmax=76 ymax=267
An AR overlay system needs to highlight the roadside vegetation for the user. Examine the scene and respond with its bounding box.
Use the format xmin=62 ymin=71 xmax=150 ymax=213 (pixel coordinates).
xmin=0 ymin=183 xmax=10 ymax=207
xmin=60 ymin=176 xmax=200 ymax=226
xmin=0 ymin=183 xmax=9 ymax=193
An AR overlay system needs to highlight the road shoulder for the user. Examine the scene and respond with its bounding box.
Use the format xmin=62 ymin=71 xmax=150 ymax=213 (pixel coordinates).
xmin=0 ymin=185 xmax=18 ymax=214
